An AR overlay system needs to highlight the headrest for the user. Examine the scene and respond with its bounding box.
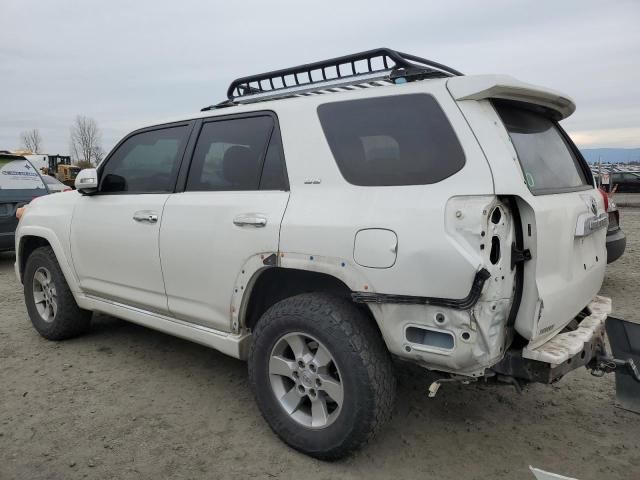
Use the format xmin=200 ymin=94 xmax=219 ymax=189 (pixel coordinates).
xmin=223 ymin=145 xmax=257 ymax=187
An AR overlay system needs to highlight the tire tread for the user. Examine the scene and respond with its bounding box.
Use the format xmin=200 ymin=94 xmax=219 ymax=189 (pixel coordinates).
xmin=24 ymin=246 xmax=91 ymax=340
xmin=248 ymin=292 xmax=396 ymax=460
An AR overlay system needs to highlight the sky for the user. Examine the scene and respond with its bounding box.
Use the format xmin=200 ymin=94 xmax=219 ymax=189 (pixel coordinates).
xmin=1 ymin=0 xmax=639 ymax=157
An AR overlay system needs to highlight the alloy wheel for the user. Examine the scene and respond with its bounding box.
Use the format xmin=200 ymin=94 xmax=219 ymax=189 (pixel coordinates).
xmin=269 ymin=332 xmax=344 ymax=429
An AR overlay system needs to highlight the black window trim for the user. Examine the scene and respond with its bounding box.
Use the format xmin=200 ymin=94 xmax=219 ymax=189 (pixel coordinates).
xmin=316 ymin=92 xmax=467 ymax=188
xmin=492 ymin=99 xmax=594 ymax=196
xmin=176 ymin=109 xmax=290 ymax=193
xmin=94 ymin=120 xmax=196 ymax=195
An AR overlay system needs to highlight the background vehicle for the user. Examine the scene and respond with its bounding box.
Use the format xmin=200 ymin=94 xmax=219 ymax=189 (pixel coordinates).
xmin=54 ymin=164 xmax=81 ymax=187
xmin=0 ymin=154 xmax=48 ymax=250
xmin=41 ymin=175 xmax=72 ymax=193
xmin=14 ymin=49 xmax=640 ymax=459
xmin=599 ymin=189 xmax=627 ymax=263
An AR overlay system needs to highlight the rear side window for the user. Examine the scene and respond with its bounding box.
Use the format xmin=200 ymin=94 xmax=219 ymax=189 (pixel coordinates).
xmin=186 ymin=115 xmax=286 ymax=191
xmin=100 ymin=125 xmax=190 ymax=194
xmin=495 ymin=103 xmax=590 ymax=195
xmin=317 ymin=94 xmax=465 ymax=186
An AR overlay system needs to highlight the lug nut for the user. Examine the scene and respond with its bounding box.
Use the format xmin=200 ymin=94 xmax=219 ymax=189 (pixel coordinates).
xmin=297 ymin=360 xmax=305 ymax=368
xmin=315 ymin=378 xmax=322 ymax=388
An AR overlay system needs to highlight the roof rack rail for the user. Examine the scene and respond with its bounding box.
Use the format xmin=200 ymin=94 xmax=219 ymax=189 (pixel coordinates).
xmin=224 ymin=48 xmax=463 ymax=104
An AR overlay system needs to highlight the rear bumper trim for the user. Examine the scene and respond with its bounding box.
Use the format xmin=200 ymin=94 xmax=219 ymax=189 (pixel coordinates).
xmin=606 ymin=228 xmax=626 ymax=263
xmin=522 ymin=296 xmax=612 ymax=366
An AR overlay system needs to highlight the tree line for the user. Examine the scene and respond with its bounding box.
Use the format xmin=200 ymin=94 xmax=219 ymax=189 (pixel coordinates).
xmin=19 ymin=116 xmax=104 ymax=167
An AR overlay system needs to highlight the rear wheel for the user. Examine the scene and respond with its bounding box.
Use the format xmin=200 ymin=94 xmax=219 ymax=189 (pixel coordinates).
xmin=24 ymin=246 xmax=91 ymax=340
xmin=248 ymin=293 xmax=396 ymax=460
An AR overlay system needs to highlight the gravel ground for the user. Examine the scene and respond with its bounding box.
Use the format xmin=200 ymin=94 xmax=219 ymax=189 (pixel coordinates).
xmin=1 ymin=208 xmax=639 ymax=480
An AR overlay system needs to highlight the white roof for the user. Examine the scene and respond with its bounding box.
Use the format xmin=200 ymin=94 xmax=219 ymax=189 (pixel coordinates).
xmin=137 ymin=74 xmax=576 ymax=132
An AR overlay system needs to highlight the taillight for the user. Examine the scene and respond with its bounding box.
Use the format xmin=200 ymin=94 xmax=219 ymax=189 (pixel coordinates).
xmin=598 ymin=188 xmax=609 ymax=212
xmin=63 ymin=188 xmax=72 ymax=192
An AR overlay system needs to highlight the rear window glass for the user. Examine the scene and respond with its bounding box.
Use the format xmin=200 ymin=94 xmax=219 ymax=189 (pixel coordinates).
xmin=495 ymin=103 xmax=589 ymax=194
xmin=317 ymin=94 xmax=465 ymax=186
xmin=0 ymin=158 xmax=46 ymax=191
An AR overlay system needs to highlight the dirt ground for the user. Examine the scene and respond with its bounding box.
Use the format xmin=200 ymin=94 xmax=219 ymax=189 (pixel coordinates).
xmin=1 ymin=208 xmax=639 ymax=480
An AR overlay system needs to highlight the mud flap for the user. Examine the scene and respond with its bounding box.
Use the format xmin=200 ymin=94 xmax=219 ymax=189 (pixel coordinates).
xmin=605 ymin=316 xmax=640 ymax=414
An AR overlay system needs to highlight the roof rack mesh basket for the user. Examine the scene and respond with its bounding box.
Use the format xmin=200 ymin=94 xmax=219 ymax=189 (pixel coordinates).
xmin=224 ymin=47 xmax=463 ymax=104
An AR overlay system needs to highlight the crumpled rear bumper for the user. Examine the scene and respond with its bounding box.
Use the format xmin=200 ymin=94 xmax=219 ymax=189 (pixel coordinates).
xmin=523 ymin=296 xmax=611 ymax=365
xmin=492 ymin=296 xmax=611 ymax=383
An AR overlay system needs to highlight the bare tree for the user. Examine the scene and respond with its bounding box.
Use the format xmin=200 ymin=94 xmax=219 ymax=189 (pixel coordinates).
xmin=20 ymin=129 xmax=43 ymax=153
xmin=70 ymin=116 xmax=102 ymax=164
xmin=92 ymin=145 xmax=105 ymax=164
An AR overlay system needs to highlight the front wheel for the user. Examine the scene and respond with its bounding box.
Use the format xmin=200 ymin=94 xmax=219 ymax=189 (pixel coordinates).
xmin=248 ymin=293 xmax=396 ymax=460
xmin=24 ymin=246 xmax=92 ymax=340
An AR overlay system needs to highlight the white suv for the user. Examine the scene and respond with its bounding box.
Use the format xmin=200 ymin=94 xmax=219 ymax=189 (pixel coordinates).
xmin=15 ymin=49 xmax=613 ymax=459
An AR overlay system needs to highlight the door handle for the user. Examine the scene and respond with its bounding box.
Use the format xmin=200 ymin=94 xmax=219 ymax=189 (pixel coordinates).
xmin=233 ymin=215 xmax=267 ymax=227
xmin=133 ymin=211 xmax=159 ymax=223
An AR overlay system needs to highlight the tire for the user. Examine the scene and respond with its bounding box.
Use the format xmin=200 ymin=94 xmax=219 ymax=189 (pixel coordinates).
xmin=248 ymin=293 xmax=396 ymax=460
xmin=23 ymin=246 xmax=91 ymax=340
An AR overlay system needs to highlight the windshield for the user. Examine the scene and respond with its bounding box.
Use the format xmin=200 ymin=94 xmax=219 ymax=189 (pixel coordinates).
xmin=0 ymin=158 xmax=47 ymax=199
xmin=494 ymin=102 xmax=590 ymax=195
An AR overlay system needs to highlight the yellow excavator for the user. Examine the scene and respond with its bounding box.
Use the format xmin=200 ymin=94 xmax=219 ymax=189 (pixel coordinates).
xmin=39 ymin=155 xmax=81 ymax=188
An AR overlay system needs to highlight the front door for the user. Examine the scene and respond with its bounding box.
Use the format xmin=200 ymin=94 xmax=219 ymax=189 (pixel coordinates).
xmin=70 ymin=123 xmax=193 ymax=313
xmin=160 ymin=114 xmax=290 ymax=331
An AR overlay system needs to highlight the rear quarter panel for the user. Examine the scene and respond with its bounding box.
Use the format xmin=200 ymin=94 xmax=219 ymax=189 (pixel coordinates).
xmin=276 ymin=80 xmax=496 ymax=299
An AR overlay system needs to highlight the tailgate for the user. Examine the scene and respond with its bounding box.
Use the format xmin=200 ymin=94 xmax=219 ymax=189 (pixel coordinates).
xmin=521 ymin=191 xmax=607 ymax=346
xmin=493 ymin=101 xmax=608 ymax=347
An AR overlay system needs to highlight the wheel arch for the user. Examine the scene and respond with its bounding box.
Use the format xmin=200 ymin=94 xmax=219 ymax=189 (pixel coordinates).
xmin=240 ymin=266 xmax=382 ymax=339
xmin=16 ymin=227 xmax=80 ymax=294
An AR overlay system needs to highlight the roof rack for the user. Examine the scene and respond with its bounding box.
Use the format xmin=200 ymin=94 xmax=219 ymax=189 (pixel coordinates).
xmin=203 ymin=48 xmax=463 ymax=110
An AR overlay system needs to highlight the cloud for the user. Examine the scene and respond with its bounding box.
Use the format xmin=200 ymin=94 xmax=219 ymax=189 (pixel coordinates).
xmin=571 ymin=127 xmax=640 ymax=148
xmin=1 ymin=0 xmax=638 ymax=154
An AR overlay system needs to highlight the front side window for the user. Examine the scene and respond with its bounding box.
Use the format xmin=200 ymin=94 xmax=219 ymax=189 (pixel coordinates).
xmin=317 ymin=94 xmax=466 ymax=186
xmin=186 ymin=116 xmax=285 ymax=192
xmin=100 ymin=125 xmax=190 ymax=193
xmin=494 ymin=102 xmax=590 ymax=195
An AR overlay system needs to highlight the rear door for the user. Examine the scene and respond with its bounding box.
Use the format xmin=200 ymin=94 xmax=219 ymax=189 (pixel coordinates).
xmin=70 ymin=123 xmax=192 ymax=313
xmin=159 ymin=113 xmax=289 ymax=332
xmin=493 ymin=102 xmax=607 ymax=346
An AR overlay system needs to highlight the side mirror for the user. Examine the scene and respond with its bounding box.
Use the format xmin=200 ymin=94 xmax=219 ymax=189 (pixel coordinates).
xmin=75 ymin=168 xmax=98 ymax=194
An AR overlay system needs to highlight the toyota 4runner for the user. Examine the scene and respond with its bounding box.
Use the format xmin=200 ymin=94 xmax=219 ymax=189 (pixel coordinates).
xmin=15 ymin=49 xmax=637 ymax=459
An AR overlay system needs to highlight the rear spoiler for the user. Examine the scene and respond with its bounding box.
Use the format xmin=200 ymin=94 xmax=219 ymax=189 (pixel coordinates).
xmin=446 ymin=75 xmax=576 ymax=120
